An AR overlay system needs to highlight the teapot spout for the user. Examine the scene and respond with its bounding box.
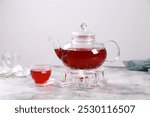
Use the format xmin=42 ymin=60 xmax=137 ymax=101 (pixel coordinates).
xmin=48 ymin=35 xmax=62 ymax=59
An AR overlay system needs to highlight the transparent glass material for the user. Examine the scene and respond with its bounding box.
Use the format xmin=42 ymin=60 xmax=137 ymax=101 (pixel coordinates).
xmin=30 ymin=64 xmax=52 ymax=87
xmin=52 ymin=66 xmax=107 ymax=89
xmin=1 ymin=52 xmax=30 ymax=78
xmin=49 ymin=23 xmax=120 ymax=89
xmin=2 ymin=52 xmax=20 ymax=70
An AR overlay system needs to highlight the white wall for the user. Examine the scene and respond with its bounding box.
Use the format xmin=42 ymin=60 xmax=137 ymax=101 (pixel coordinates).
xmin=0 ymin=0 xmax=150 ymax=66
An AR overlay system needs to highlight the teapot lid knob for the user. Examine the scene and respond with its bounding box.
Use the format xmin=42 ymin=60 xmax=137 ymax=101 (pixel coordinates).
xmin=81 ymin=23 xmax=87 ymax=31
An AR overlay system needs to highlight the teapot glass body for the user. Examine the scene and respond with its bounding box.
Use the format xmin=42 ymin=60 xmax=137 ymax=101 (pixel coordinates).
xmin=55 ymin=40 xmax=107 ymax=70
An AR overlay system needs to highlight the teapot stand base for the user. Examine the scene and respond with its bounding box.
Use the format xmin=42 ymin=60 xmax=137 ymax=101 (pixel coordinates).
xmin=58 ymin=67 xmax=107 ymax=89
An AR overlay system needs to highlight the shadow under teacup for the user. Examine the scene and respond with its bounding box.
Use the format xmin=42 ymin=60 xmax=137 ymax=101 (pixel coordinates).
xmin=30 ymin=64 xmax=52 ymax=86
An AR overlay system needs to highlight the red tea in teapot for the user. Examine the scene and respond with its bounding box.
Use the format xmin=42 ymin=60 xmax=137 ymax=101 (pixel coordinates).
xmin=55 ymin=48 xmax=107 ymax=69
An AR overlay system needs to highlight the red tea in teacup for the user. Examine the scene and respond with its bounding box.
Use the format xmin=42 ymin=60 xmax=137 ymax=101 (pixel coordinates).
xmin=30 ymin=65 xmax=51 ymax=86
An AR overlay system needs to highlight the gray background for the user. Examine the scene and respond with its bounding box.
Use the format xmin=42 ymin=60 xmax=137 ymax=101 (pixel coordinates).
xmin=0 ymin=0 xmax=150 ymax=66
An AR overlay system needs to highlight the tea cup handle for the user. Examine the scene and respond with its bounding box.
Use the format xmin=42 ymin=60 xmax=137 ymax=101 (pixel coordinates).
xmin=105 ymin=40 xmax=120 ymax=62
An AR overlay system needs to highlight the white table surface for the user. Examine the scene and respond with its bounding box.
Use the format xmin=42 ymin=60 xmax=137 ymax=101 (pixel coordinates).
xmin=0 ymin=66 xmax=150 ymax=100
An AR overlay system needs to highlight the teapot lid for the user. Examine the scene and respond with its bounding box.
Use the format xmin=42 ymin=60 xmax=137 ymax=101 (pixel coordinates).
xmin=72 ymin=23 xmax=95 ymax=42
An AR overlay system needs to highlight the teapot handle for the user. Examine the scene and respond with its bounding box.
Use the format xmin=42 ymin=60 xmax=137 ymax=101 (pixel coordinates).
xmin=105 ymin=40 xmax=120 ymax=62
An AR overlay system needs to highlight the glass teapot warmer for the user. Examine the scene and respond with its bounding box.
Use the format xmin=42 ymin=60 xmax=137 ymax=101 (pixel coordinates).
xmin=58 ymin=66 xmax=107 ymax=88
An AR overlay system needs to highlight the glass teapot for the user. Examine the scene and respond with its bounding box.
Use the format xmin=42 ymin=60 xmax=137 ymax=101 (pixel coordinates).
xmin=49 ymin=23 xmax=120 ymax=88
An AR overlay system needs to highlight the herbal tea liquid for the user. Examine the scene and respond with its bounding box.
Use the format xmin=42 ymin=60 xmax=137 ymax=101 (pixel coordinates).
xmin=31 ymin=68 xmax=51 ymax=84
xmin=55 ymin=48 xmax=107 ymax=69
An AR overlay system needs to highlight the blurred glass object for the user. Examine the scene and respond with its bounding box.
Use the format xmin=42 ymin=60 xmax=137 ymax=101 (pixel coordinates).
xmin=0 ymin=52 xmax=30 ymax=77
xmin=2 ymin=52 xmax=20 ymax=71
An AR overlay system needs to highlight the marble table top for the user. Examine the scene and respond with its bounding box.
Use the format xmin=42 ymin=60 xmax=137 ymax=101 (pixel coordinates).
xmin=0 ymin=66 xmax=150 ymax=100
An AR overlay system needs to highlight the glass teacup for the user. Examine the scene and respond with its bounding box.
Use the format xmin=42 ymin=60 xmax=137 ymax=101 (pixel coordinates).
xmin=30 ymin=64 xmax=52 ymax=86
